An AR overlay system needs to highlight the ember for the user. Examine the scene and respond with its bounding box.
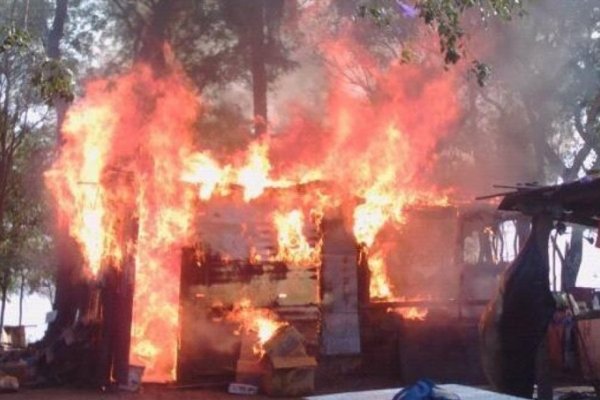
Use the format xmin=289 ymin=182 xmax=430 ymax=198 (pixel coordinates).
xmin=388 ymin=306 xmax=429 ymax=321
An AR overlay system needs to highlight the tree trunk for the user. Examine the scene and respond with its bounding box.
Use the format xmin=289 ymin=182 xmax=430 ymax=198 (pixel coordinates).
xmin=47 ymin=0 xmax=69 ymax=134
xmin=250 ymin=0 xmax=268 ymax=136
xmin=44 ymin=234 xmax=84 ymax=343
xmin=44 ymin=0 xmax=78 ymax=344
xmin=18 ymin=271 xmax=25 ymax=326
xmin=136 ymin=0 xmax=179 ymax=72
xmin=0 ymin=272 xmax=8 ymax=339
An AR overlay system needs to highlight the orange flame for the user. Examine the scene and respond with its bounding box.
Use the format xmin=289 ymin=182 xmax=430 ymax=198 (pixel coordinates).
xmin=181 ymin=151 xmax=227 ymax=200
xmin=368 ymin=251 xmax=394 ymax=300
xmin=181 ymin=141 xmax=298 ymax=202
xmin=45 ymin=104 xmax=119 ymax=276
xmin=47 ymin=65 xmax=199 ymax=381
xmin=228 ymin=299 xmax=287 ymax=355
xmin=388 ymin=306 xmax=429 ymax=321
xmin=237 ymin=142 xmax=273 ymax=201
xmin=273 ymin=209 xmax=322 ymax=266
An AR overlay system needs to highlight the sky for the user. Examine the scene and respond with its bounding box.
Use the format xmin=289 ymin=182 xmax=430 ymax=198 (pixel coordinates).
xmin=4 ymin=293 xmax=51 ymax=343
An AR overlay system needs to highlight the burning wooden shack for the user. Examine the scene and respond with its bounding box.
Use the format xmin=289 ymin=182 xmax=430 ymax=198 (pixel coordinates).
xmin=174 ymin=183 xmax=465 ymax=385
xmin=39 ymin=56 xmax=495 ymax=392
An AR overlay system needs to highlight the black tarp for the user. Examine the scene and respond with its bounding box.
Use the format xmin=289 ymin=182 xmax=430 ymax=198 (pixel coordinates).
xmin=480 ymin=216 xmax=556 ymax=398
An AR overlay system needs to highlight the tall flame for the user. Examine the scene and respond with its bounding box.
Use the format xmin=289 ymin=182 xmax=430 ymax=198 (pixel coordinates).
xmin=46 ymin=104 xmax=118 ymax=276
xmin=47 ymin=65 xmax=199 ymax=381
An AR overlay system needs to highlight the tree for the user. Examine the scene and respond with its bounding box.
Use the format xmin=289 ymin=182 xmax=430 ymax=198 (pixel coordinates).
xmin=0 ymin=0 xmax=72 ymax=334
xmin=434 ymin=0 xmax=599 ymax=290
xmin=359 ymin=0 xmax=525 ymax=83
xmin=217 ymin=0 xmax=289 ymax=135
xmin=1 ymin=138 xmax=55 ymax=327
xmin=45 ymin=0 xmax=70 ymax=130
xmin=98 ymin=0 xmax=296 ymax=136
xmin=0 ymin=3 xmax=45 ymax=333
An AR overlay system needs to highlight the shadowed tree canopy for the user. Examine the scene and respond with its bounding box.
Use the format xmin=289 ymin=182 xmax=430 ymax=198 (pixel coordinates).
xmin=96 ymin=0 xmax=296 ymax=135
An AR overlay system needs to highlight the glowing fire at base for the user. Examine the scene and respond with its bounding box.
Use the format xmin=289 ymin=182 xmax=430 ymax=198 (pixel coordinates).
xmin=388 ymin=307 xmax=429 ymax=321
xmin=228 ymin=299 xmax=288 ymax=355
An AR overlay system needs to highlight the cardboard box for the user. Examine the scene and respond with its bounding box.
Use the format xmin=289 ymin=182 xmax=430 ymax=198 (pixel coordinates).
xmin=263 ymin=325 xmax=307 ymax=358
xmin=261 ymin=355 xmax=317 ymax=397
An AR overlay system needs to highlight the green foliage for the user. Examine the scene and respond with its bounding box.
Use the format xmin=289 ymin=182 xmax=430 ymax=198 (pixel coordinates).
xmin=31 ymin=59 xmax=75 ymax=104
xmin=1 ymin=26 xmax=74 ymax=105
xmin=0 ymin=132 xmax=55 ymax=298
xmin=174 ymin=1 xmax=298 ymax=89
xmin=357 ymin=0 xmax=525 ymax=85
xmin=357 ymin=3 xmax=394 ymax=27
xmin=0 ymin=0 xmax=66 ymax=301
xmin=0 ymin=26 xmax=31 ymax=53
xmin=419 ymin=0 xmax=524 ymax=64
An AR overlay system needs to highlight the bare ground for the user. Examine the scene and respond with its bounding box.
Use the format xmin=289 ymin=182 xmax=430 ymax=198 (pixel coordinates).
xmin=1 ymin=383 xmax=598 ymax=400
xmin=0 ymin=386 xmax=277 ymax=400
xmin=0 ymin=374 xmax=404 ymax=399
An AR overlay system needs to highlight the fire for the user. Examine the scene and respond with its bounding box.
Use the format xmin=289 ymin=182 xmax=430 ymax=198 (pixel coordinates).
xmin=386 ymin=294 xmax=432 ymax=320
xmin=389 ymin=307 xmax=429 ymax=321
xmin=181 ymin=152 xmax=226 ymax=200
xmin=228 ymin=299 xmax=287 ymax=355
xmin=45 ymin=105 xmax=118 ymax=276
xmin=46 ymin=64 xmax=199 ymax=381
xmin=181 ymin=141 xmax=299 ymax=202
xmin=46 ymin=29 xmax=461 ymax=382
xmin=368 ymin=251 xmax=394 ymax=300
xmin=401 ymin=307 xmax=429 ymax=321
xmin=273 ymin=209 xmax=322 ymax=266
xmin=237 ymin=142 xmax=273 ymax=201
xmin=368 ymin=244 xmax=432 ymax=320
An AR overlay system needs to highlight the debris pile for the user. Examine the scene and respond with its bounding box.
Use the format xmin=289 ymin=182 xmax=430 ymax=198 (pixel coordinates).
xmin=232 ymin=324 xmax=317 ymax=397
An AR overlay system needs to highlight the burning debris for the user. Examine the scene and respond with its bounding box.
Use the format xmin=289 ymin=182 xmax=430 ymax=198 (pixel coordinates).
xmin=228 ymin=299 xmax=288 ymax=356
xmin=233 ymin=320 xmax=317 ymax=397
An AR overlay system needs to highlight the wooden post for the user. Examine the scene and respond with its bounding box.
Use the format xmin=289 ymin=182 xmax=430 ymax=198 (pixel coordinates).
xmin=114 ymin=216 xmax=138 ymax=387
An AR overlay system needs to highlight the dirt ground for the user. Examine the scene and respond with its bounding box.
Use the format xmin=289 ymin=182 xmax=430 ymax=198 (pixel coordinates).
xmin=0 ymin=375 xmax=405 ymax=400
xmin=1 ymin=383 xmax=599 ymax=400
xmin=1 ymin=386 xmax=276 ymax=400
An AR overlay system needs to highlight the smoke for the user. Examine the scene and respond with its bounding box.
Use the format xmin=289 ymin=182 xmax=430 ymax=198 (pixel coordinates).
xmin=432 ymin=0 xmax=599 ymax=196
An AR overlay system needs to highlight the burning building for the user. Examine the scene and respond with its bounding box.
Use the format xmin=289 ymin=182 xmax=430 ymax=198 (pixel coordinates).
xmin=41 ymin=42 xmax=498 ymax=389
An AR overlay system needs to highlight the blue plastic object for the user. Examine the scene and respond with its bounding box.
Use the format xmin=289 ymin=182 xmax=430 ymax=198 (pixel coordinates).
xmin=392 ymin=379 xmax=460 ymax=400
